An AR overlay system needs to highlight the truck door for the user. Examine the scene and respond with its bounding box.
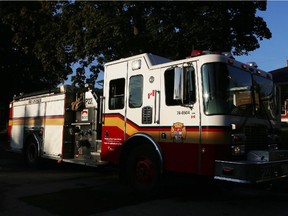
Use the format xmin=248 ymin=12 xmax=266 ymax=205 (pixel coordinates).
xmin=159 ymin=62 xmax=201 ymax=174
xmin=125 ymin=58 xmax=161 ymax=141
xmin=101 ymin=61 xmax=128 ymax=162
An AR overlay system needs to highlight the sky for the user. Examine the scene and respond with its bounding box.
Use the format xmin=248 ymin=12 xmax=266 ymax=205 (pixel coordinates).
xmin=237 ymin=1 xmax=288 ymax=72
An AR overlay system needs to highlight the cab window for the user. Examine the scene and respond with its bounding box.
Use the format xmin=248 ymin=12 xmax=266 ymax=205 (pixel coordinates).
xmin=164 ymin=66 xmax=196 ymax=106
xmin=129 ymin=75 xmax=143 ymax=108
xmin=109 ymin=78 xmax=125 ymax=110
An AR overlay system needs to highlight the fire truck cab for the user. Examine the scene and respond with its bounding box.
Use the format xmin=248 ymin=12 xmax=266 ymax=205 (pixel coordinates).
xmin=8 ymin=51 xmax=288 ymax=192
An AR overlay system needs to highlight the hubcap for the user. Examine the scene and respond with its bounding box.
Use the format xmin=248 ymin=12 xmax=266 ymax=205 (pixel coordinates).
xmin=135 ymin=158 xmax=154 ymax=184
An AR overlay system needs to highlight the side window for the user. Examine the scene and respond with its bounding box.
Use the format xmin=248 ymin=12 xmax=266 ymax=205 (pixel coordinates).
xmin=129 ymin=75 xmax=143 ymax=108
xmin=164 ymin=66 xmax=196 ymax=106
xmin=109 ymin=78 xmax=125 ymax=110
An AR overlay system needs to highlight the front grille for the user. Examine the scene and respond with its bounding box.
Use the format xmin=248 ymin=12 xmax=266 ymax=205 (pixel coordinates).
xmin=244 ymin=125 xmax=268 ymax=150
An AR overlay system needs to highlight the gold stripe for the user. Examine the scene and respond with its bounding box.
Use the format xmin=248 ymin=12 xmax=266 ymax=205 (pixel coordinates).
xmin=10 ymin=117 xmax=64 ymax=126
xmin=45 ymin=118 xmax=64 ymax=125
xmin=201 ymin=131 xmax=230 ymax=144
xmin=104 ymin=116 xmax=229 ymax=145
xmin=126 ymin=122 xmax=138 ymax=135
xmin=105 ymin=117 xmax=124 ymax=128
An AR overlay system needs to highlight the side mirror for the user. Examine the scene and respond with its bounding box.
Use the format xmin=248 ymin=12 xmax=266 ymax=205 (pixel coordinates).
xmin=173 ymin=67 xmax=183 ymax=101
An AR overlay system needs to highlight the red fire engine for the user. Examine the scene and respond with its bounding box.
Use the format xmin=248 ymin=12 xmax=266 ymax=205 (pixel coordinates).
xmin=8 ymin=51 xmax=288 ymax=192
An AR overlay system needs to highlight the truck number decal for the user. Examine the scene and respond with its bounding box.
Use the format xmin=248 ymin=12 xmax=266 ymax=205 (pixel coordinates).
xmin=85 ymin=98 xmax=92 ymax=104
xmin=177 ymin=110 xmax=190 ymax=115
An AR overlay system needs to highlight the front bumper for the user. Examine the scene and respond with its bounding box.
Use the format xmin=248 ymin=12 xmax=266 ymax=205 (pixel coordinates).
xmin=214 ymin=150 xmax=288 ymax=183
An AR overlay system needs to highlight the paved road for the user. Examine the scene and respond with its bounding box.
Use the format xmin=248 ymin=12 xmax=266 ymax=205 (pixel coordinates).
xmin=1 ymin=146 xmax=288 ymax=216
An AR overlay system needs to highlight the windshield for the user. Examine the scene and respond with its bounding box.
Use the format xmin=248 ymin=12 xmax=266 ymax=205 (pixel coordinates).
xmin=202 ymin=63 xmax=278 ymax=119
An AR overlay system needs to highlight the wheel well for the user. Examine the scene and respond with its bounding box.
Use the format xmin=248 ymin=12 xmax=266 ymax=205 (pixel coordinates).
xmin=119 ymin=134 xmax=164 ymax=176
xmin=23 ymin=134 xmax=41 ymax=155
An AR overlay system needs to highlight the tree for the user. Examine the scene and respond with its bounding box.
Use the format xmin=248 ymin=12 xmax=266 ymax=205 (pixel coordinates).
xmin=0 ymin=1 xmax=72 ymax=99
xmin=0 ymin=1 xmax=271 ymax=99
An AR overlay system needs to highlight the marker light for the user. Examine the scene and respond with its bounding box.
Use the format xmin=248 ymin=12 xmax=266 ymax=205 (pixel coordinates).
xmin=247 ymin=62 xmax=258 ymax=68
xmin=228 ymin=59 xmax=234 ymax=64
xmin=241 ymin=64 xmax=247 ymax=69
xmin=132 ymin=60 xmax=141 ymax=70
xmin=222 ymin=52 xmax=233 ymax=58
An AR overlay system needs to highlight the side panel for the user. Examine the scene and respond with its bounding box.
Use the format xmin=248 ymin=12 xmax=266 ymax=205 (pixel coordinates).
xmin=10 ymin=105 xmax=26 ymax=150
xmin=43 ymin=99 xmax=65 ymax=157
xmin=10 ymin=94 xmax=65 ymax=159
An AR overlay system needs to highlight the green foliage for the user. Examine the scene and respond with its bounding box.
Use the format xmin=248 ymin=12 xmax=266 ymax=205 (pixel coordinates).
xmin=0 ymin=1 xmax=71 ymax=100
xmin=0 ymin=1 xmax=271 ymax=99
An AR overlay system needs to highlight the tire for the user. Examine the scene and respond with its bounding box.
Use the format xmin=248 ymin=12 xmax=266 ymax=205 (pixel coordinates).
xmin=24 ymin=138 xmax=40 ymax=167
xmin=125 ymin=144 xmax=162 ymax=195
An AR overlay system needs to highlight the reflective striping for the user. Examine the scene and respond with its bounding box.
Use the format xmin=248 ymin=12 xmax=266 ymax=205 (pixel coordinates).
xmin=104 ymin=114 xmax=230 ymax=145
xmin=9 ymin=116 xmax=65 ymax=126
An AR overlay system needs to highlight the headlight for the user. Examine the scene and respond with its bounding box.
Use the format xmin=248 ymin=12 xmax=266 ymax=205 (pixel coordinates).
xmin=231 ymin=134 xmax=246 ymax=156
xmin=231 ymin=144 xmax=245 ymax=156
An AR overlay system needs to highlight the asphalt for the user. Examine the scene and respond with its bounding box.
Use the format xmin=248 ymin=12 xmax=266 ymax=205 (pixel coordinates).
xmin=2 ymin=128 xmax=288 ymax=216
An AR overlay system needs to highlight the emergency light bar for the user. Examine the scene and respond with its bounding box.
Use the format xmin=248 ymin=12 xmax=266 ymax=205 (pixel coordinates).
xmin=189 ymin=50 xmax=233 ymax=58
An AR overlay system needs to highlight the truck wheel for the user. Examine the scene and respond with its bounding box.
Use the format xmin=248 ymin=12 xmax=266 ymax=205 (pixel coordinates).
xmin=125 ymin=144 xmax=161 ymax=195
xmin=24 ymin=138 xmax=40 ymax=167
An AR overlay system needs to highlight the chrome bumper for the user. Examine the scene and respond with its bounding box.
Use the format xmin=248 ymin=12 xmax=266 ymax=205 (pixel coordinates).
xmin=214 ymin=150 xmax=288 ymax=183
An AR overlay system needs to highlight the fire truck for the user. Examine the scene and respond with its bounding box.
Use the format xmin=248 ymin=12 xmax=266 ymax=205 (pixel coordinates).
xmin=8 ymin=51 xmax=288 ymax=192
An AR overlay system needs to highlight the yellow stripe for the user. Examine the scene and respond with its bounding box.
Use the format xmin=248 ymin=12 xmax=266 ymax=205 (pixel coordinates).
xmin=105 ymin=116 xmax=141 ymax=136
xmin=10 ymin=117 xmax=64 ymax=126
xmin=202 ymin=131 xmax=230 ymax=145
xmin=105 ymin=116 xmax=124 ymax=127
xmin=126 ymin=122 xmax=138 ymax=135
xmin=104 ymin=116 xmax=229 ymax=145
xmin=45 ymin=118 xmax=64 ymax=125
xmin=9 ymin=119 xmax=24 ymax=126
